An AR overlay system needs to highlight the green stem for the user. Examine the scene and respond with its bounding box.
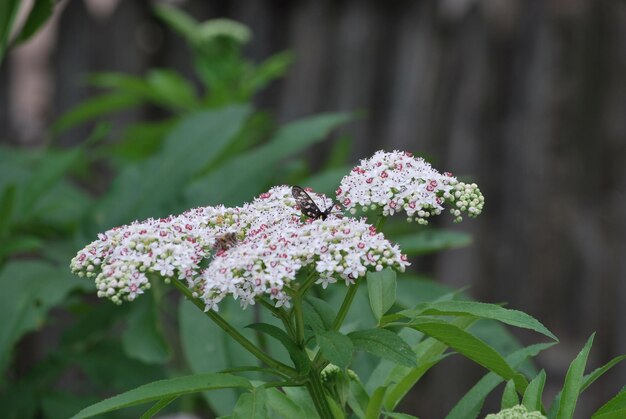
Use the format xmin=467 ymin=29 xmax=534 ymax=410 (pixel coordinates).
xmin=307 ymin=368 xmax=334 ymax=419
xmin=332 ymin=284 xmax=358 ymax=331
xmin=170 ymin=278 xmax=297 ymax=378
xmin=259 ymin=298 xmax=296 ymax=339
xmin=292 ymin=269 xmax=318 ymax=345
xmin=293 ymin=293 xmax=306 ymax=345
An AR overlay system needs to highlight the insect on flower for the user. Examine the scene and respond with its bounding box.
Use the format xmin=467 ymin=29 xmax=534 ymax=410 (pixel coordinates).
xmin=213 ymin=232 xmax=239 ymax=252
xmin=292 ymin=185 xmax=339 ymax=221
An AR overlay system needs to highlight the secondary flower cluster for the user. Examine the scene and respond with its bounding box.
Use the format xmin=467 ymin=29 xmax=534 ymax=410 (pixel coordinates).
xmin=337 ymin=150 xmax=484 ymax=224
xmin=71 ymin=185 xmax=407 ymax=310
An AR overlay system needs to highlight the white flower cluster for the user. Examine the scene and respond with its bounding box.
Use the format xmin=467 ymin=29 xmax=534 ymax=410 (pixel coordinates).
xmin=70 ymin=185 xmax=408 ymax=310
xmin=202 ymin=216 xmax=407 ymax=310
xmin=336 ymin=150 xmax=484 ymax=224
xmin=70 ymin=205 xmax=240 ymax=304
xmin=485 ymin=405 xmax=546 ymax=419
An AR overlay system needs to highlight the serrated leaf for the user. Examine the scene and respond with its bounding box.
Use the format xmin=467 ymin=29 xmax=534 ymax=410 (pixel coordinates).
xmin=265 ymin=388 xmax=305 ymax=418
xmin=548 ymin=354 xmax=626 ymax=419
xmin=246 ymin=323 xmax=310 ymax=373
xmin=316 ymin=330 xmax=353 ymax=369
xmin=501 ymin=379 xmax=519 ymax=409
xmin=555 ymin=334 xmax=595 ymax=419
xmin=232 ymin=387 xmax=268 ymax=419
xmin=399 ymin=300 xmax=557 ymax=341
xmin=71 ymin=373 xmax=251 ymax=419
xmin=522 ymin=370 xmax=546 ymax=412
xmin=592 ymin=390 xmax=626 ymax=419
xmin=405 ymin=320 xmax=528 ymax=393
xmin=581 ymin=355 xmax=626 ymax=393
xmin=349 ymin=329 xmax=416 ymax=368
xmin=367 ymin=269 xmax=397 ymax=323
xmin=303 ymin=296 xmax=336 ymax=332
xmin=446 ymin=343 xmax=555 ymax=419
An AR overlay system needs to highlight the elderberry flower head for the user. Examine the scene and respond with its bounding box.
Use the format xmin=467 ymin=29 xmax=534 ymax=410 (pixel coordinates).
xmin=336 ymin=150 xmax=484 ymax=224
xmin=70 ymin=184 xmax=407 ymax=310
xmin=485 ymin=405 xmax=546 ymax=419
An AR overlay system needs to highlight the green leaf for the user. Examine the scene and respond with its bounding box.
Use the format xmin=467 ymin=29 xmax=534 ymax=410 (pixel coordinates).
xmin=243 ymin=51 xmax=294 ymax=94
xmin=446 ymin=343 xmax=555 ymax=419
xmin=548 ymin=354 xmax=626 ymax=419
xmin=52 ymin=93 xmax=142 ymax=134
xmin=0 ymin=236 xmax=43 ymax=260
xmin=0 ymin=0 xmax=20 ymax=62
xmin=386 ymin=413 xmax=420 ymax=419
xmin=104 ymin=119 xmax=177 ymax=161
xmin=265 ymin=388 xmax=305 ymax=418
xmin=20 ymin=148 xmax=84 ymax=219
xmin=379 ymin=317 xmax=476 ymax=410
xmin=399 ymin=300 xmax=558 ymax=341
xmin=316 ymin=330 xmax=354 ymax=369
xmin=393 ymin=229 xmax=472 ymax=255
xmin=581 ymin=355 xmax=626 ymax=393
xmin=347 ymin=379 xmax=370 ymax=419
xmin=146 ymin=69 xmax=198 ymax=110
xmin=282 ymin=387 xmax=319 ymax=418
xmin=365 ymin=386 xmax=387 ymax=419
xmin=95 ymin=105 xmax=251 ymax=227
xmin=232 ymin=387 xmax=268 ymax=419
xmin=0 ymin=261 xmax=83 ymax=373
xmin=592 ymin=390 xmax=626 ymax=419
xmin=152 ymin=3 xmax=199 ymax=44
xmin=122 ymin=295 xmax=171 ymax=364
xmin=179 ymin=298 xmax=257 ymax=416
xmin=501 ymin=379 xmax=519 ymax=409
xmin=367 ymin=269 xmax=397 ymax=323
xmin=522 ymin=370 xmax=546 ymax=412
xmin=246 ymin=323 xmax=310 ymax=373
xmin=0 ymin=184 xmax=17 ymax=240
xmin=71 ymin=373 xmax=251 ymax=419
xmin=404 ymin=320 xmax=528 ymax=393
xmin=140 ymin=396 xmax=177 ymax=419
xmin=555 ymin=333 xmax=595 ymax=419
xmin=184 ymin=112 xmax=353 ymax=207
xmin=14 ymin=0 xmax=53 ymax=44
xmin=303 ymin=296 xmax=336 ymax=332
xmin=349 ymin=329 xmax=416 ymax=368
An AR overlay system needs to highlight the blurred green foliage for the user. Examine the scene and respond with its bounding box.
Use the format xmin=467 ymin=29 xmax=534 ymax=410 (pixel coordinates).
xmin=0 ymin=5 xmax=482 ymax=418
xmin=0 ymin=0 xmax=54 ymax=63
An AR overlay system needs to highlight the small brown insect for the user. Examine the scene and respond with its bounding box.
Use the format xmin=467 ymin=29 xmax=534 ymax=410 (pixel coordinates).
xmin=213 ymin=232 xmax=238 ymax=252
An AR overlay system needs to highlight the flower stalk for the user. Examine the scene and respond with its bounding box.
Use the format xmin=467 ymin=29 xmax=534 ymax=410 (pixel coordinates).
xmin=170 ymin=277 xmax=298 ymax=378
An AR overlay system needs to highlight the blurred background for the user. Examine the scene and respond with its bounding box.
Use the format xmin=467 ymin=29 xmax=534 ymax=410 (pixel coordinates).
xmin=1 ymin=0 xmax=625 ymax=418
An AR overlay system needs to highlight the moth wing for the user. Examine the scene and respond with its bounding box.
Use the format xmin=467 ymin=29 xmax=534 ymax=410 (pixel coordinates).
xmin=292 ymin=186 xmax=323 ymax=219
